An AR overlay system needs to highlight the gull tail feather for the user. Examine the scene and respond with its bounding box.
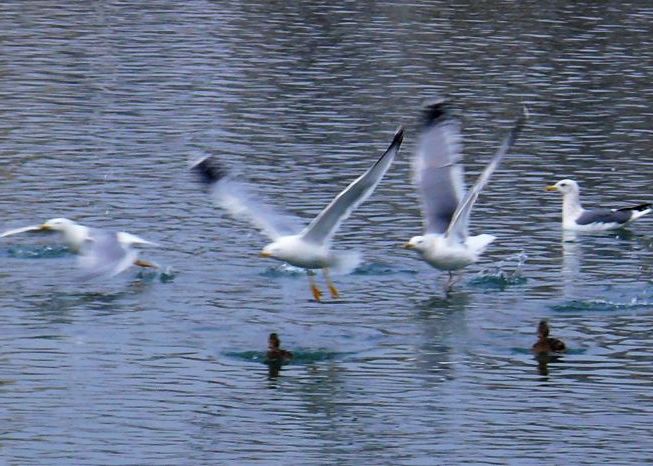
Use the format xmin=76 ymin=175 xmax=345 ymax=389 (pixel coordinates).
xmin=466 ymin=234 xmax=496 ymax=255
xmin=330 ymin=250 xmax=363 ymax=275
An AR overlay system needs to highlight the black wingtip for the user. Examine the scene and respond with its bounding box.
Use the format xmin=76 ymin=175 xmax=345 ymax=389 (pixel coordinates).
xmin=190 ymin=155 xmax=228 ymax=186
xmin=506 ymin=106 xmax=529 ymax=146
xmin=421 ymin=98 xmax=451 ymax=128
xmin=391 ymin=126 xmax=405 ymax=147
xmin=617 ymin=203 xmax=652 ymax=213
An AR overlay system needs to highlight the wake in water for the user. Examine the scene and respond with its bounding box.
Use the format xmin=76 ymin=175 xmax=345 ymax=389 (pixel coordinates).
xmin=5 ymin=244 xmax=72 ymax=259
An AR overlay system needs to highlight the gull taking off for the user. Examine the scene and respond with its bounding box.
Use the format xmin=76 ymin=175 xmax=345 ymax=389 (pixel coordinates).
xmin=192 ymin=127 xmax=404 ymax=302
xmin=546 ymin=179 xmax=651 ymax=231
xmin=1 ymin=217 xmax=158 ymax=278
xmin=404 ymin=100 xmax=526 ymax=287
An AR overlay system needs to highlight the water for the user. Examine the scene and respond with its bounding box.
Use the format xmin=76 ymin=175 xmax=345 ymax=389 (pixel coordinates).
xmin=1 ymin=1 xmax=653 ymax=464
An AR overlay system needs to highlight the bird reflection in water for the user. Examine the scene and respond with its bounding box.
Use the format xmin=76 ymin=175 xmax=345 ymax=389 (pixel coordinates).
xmin=265 ymin=333 xmax=293 ymax=378
xmin=532 ymin=320 xmax=566 ymax=376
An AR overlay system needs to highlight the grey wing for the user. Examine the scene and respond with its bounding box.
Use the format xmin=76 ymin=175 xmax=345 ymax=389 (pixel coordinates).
xmin=191 ymin=156 xmax=301 ymax=240
xmin=78 ymin=229 xmax=137 ymax=279
xmin=414 ymin=100 xmax=465 ymax=235
xmin=445 ymin=107 xmax=527 ymax=241
xmin=300 ymin=127 xmax=404 ymax=245
xmin=576 ymin=208 xmax=632 ymax=226
xmin=0 ymin=224 xmax=45 ymax=238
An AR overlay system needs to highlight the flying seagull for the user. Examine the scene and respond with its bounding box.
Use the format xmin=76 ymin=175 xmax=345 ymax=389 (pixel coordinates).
xmin=1 ymin=217 xmax=158 ymax=278
xmin=191 ymin=127 xmax=404 ymax=301
xmin=546 ymin=179 xmax=651 ymax=231
xmin=404 ymin=100 xmax=526 ymax=287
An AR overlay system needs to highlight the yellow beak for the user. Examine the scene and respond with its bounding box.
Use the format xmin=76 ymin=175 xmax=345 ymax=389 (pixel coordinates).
xmin=260 ymin=251 xmax=272 ymax=258
xmin=39 ymin=224 xmax=52 ymax=231
xmin=403 ymin=242 xmax=414 ymax=249
xmin=545 ymin=185 xmax=558 ymax=192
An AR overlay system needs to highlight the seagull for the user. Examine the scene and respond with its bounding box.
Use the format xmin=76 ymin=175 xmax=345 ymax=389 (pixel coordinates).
xmin=0 ymin=217 xmax=158 ymax=278
xmin=546 ymin=179 xmax=651 ymax=231
xmin=403 ymin=100 xmax=526 ymax=287
xmin=191 ymin=127 xmax=404 ymax=301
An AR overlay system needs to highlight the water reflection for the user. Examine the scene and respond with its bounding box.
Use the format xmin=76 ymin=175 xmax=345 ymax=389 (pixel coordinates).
xmin=535 ymin=352 xmax=564 ymax=378
xmin=561 ymin=231 xmax=582 ymax=297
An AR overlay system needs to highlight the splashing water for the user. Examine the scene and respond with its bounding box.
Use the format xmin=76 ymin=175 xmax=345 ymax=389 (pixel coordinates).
xmin=469 ymin=252 xmax=528 ymax=289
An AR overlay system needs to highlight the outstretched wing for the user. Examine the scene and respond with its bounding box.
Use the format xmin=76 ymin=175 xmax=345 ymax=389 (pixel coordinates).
xmin=414 ymin=100 xmax=465 ymax=235
xmin=78 ymin=229 xmax=137 ymax=279
xmin=0 ymin=224 xmax=46 ymax=238
xmin=116 ymin=232 xmax=158 ymax=247
xmin=445 ymin=106 xmax=527 ymax=241
xmin=191 ymin=156 xmax=302 ymax=240
xmin=300 ymin=127 xmax=404 ymax=245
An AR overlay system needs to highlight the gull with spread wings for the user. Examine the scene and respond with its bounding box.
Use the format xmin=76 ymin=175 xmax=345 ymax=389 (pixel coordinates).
xmin=192 ymin=127 xmax=404 ymax=301
xmin=404 ymin=100 xmax=526 ymax=288
xmin=1 ymin=218 xmax=158 ymax=278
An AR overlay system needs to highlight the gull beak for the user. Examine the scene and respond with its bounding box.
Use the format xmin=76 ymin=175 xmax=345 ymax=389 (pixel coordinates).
xmin=260 ymin=251 xmax=272 ymax=258
xmin=39 ymin=224 xmax=52 ymax=231
xmin=545 ymin=185 xmax=558 ymax=192
xmin=403 ymin=242 xmax=414 ymax=249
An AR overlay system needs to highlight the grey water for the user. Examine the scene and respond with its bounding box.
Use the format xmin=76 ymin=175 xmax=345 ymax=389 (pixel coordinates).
xmin=1 ymin=1 xmax=653 ymax=464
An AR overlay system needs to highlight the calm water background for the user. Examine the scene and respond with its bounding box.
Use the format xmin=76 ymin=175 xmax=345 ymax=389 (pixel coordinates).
xmin=1 ymin=1 xmax=653 ymax=464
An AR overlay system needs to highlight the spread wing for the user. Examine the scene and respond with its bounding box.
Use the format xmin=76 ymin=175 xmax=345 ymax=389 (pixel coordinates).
xmin=299 ymin=127 xmax=404 ymax=245
xmin=191 ymin=156 xmax=302 ymax=240
xmin=445 ymin=106 xmax=527 ymax=241
xmin=0 ymin=224 xmax=46 ymax=238
xmin=413 ymin=100 xmax=465 ymax=235
xmin=78 ymin=229 xmax=137 ymax=278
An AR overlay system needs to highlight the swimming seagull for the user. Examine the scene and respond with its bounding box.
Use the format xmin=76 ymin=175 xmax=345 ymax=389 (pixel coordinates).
xmin=191 ymin=127 xmax=404 ymax=301
xmin=0 ymin=217 xmax=158 ymax=278
xmin=403 ymin=100 xmax=526 ymax=287
xmin=546 ymin=179 xmax=651 ymax=231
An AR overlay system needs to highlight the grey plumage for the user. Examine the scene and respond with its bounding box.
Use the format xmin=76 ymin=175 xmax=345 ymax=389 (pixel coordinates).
xmin=414 ymin=100 xmax=526 ymax=241
xmin=78 ymin=229 xmax=137 ymax=279
xmin=576 ymin=204 xmax=651 ymax=226
xmin=300 ymin=127 xmax=404 ymax=244
xmin=414 ymin=100 xmax=465 ymax=235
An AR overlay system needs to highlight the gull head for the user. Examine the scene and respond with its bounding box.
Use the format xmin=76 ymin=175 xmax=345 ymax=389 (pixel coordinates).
xmin=546 ymin=179 xmax=579 ymax=196
xmin=40 ymin=217 xmax=77 ymax=232
xmin=404 ymin=235 xmax=429 ymax=253
xmin=260 ymin=236 xmax=299 ymax=263
xmin=41 ymin=218 xmax=89 ymax=251
xmin=260 ymin=242 xmax=282 ymax=259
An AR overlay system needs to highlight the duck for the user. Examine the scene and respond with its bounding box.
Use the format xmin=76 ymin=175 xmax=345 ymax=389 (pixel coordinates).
xmin=532 ymin=320 xmax=566 ymax=354
xmin=546 ymin=179 xmax=651 ymax=231
xmin=266 ymin=333 xmax=293 ymax=363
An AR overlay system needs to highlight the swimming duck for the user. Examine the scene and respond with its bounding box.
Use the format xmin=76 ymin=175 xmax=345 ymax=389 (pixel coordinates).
xmin=266 ymin=333 xmax=293 ymax=362
xmin=532 ymin=320 xmax=566 ymax=354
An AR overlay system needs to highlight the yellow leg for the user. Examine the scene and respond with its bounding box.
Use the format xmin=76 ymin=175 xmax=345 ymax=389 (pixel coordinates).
xmin=134 ymin=258 xmax=158 ymax=268
xmin=308 ymin=273 xmax=322 ymax=302
xmin=323 ymin=268 xmax=340 ymax=298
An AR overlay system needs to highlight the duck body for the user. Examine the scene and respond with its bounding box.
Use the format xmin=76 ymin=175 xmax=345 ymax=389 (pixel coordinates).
xmin=532 ymin=337 xmax=566 ymax=354
xmin=532 ymin=320 xmax=566 ymax=354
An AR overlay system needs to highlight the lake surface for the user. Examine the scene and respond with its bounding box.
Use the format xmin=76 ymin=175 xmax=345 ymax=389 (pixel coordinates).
xmin=1 ymin=1 xmax=653 ymax=464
